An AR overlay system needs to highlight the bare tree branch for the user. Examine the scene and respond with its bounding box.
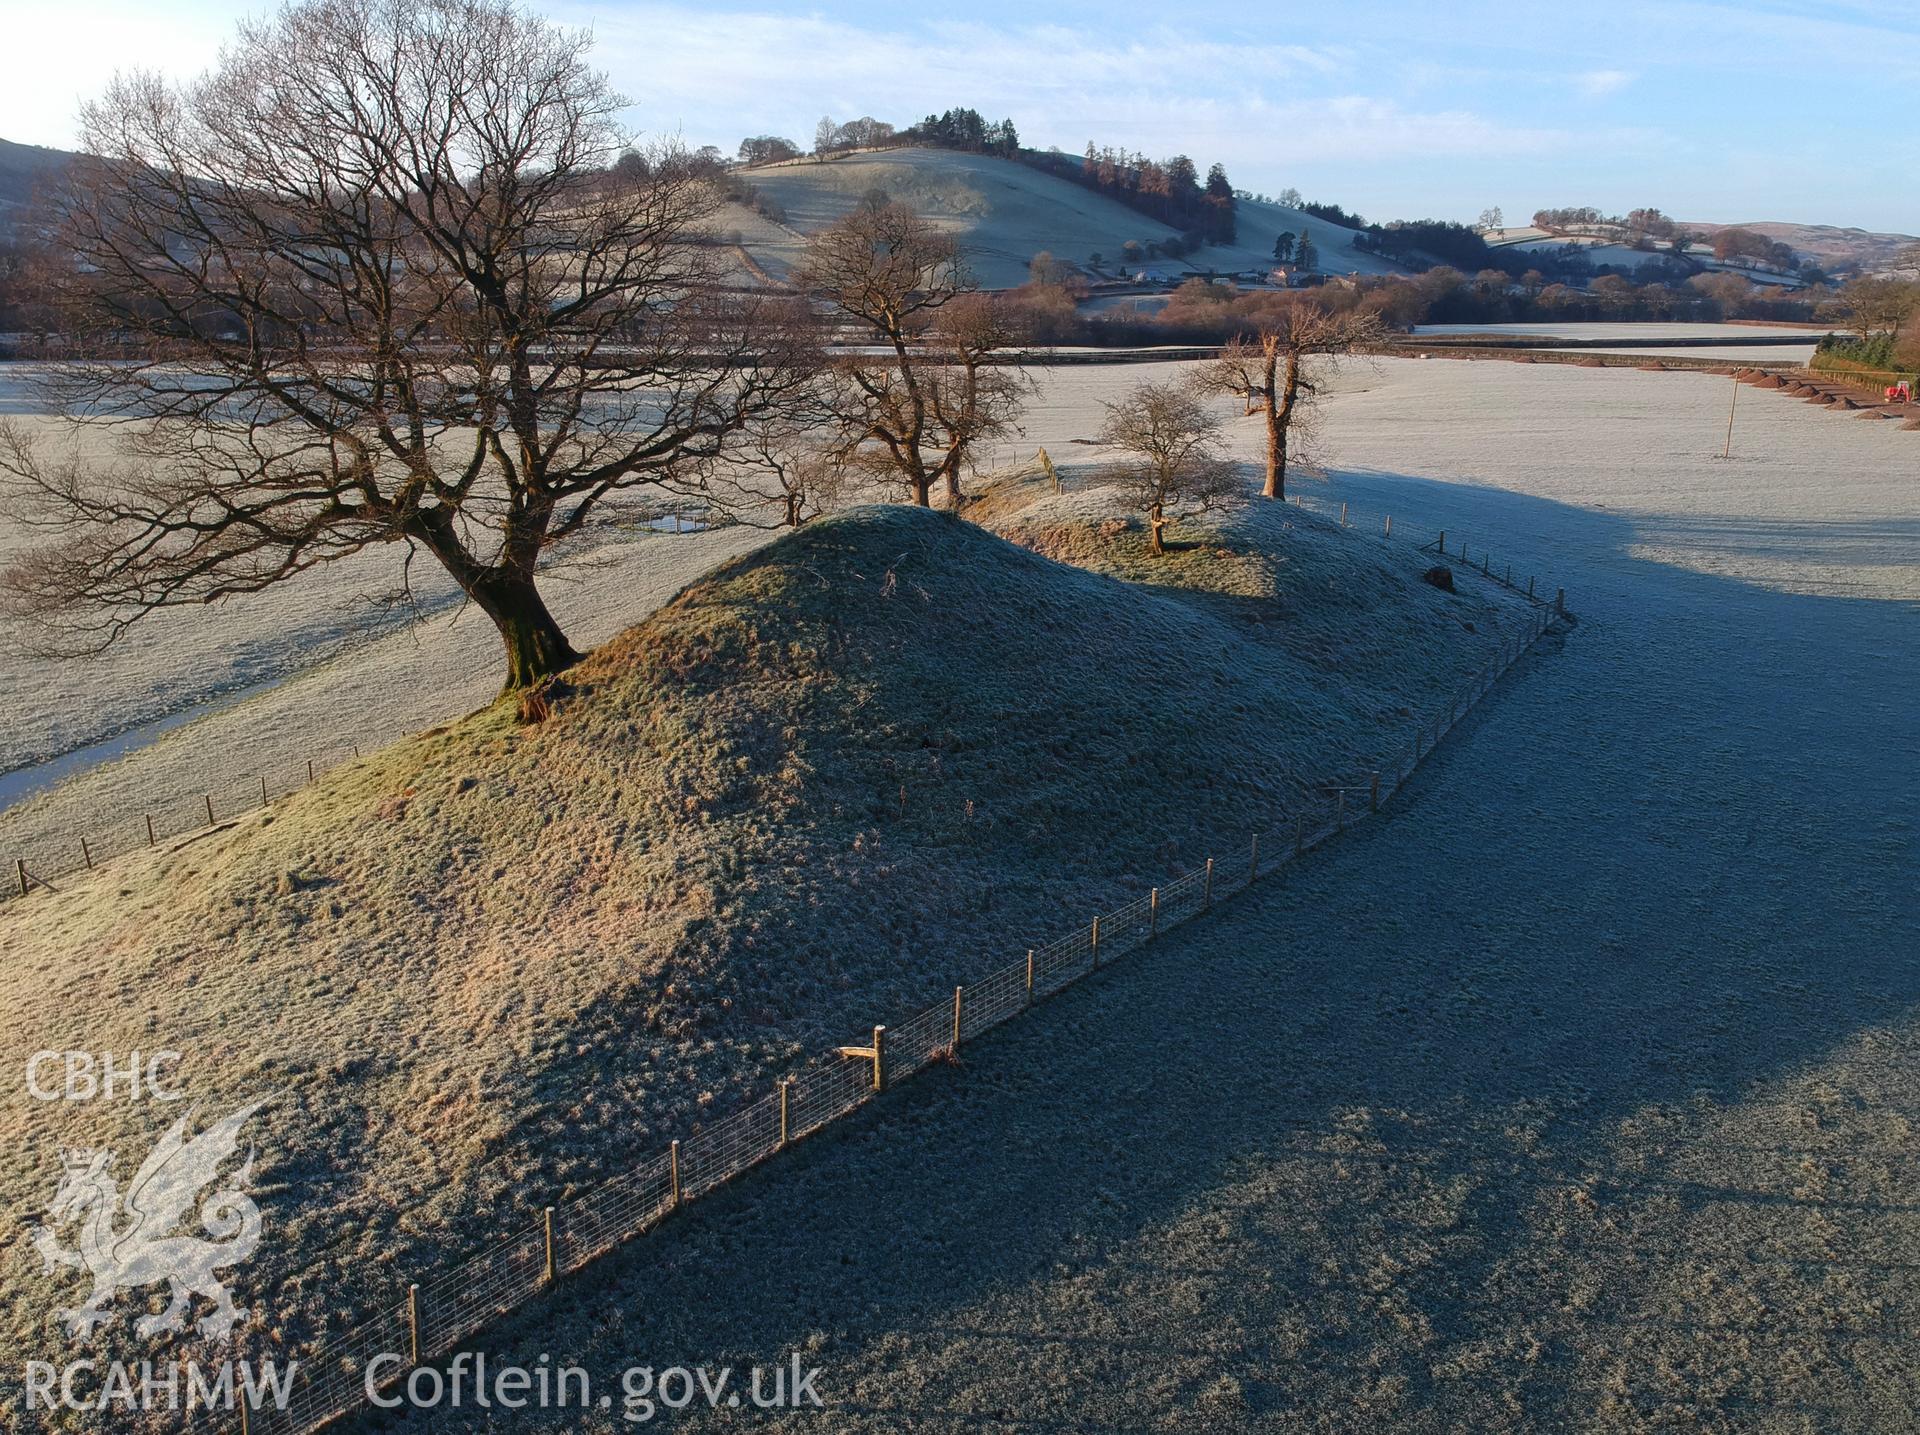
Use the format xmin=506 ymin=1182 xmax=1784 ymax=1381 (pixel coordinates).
xmin=1099 ymin=378 xmax=1240 ymax=555
xmin=796 ymin=202 xmax=1027 ymax=509
xmin=1195 ymin=300 xmax=1383 ymax=500
xmin=0 ymin=0 xmax=822 ymax=689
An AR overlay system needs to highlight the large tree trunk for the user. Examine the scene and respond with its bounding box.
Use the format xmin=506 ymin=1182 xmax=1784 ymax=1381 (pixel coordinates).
xmin=469 ymin=568 xmax=582 ymax=691
xmin=1263 ymin=401 xmax=1283 ymax=499
xmin=1261 ymin=341 xmax=1285 ymax=499
xmin=1266 ymin=351 xmax=1302 ymax=500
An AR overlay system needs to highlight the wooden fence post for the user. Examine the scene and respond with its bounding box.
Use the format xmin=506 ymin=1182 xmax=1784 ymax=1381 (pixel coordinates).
xmin=1384 ymin=514 xmax=1392 ymax=538
xmin=407 ymin=1284 xmax=421 ymax=1366
xmin=1204 ymin=858 xmax=1214 ymax=908
xmin=1340 ymin=501 xmax=1348 ymax=527
xmin=544 ymin=1206 xmax=556 ymax=1284
xmin=146 ymin=815 xmax=156 ymax=848
xmin=1090 ymin=916 xmax=1101 ymax=966
xmin=259 ymin=774 xmax=269 ymax=805
xmin=779 ymin=1078 xmax=792 ymax=1148
xmin=1438 ymin=530 xmax=1446 ymax=554
xmin=1149 ymin=887 xmax=1160 ymax=938
xmin=1025 ymin=949 xmax=1035 ymax=1006
xmin=307 ymin=758 xmax=316 ymax=785
xmin=871 ymin=1025 xmax=887 ymax=1092
xmin=80 ymin=837 xmax=92 ymax=870
xmin=15 ymin=860 xmax=26 ymax=897
xmin=951 ymin=986 xmax=963 ymax=1051
xmin=670 ymin=1139 xmax=682 ymax=1208
xmin=204 ymin=795 xmax=215 ymax=826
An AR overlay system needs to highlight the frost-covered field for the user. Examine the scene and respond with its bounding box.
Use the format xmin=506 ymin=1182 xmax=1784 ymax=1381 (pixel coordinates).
xmin=0 ymin=362 xmax=776 ymax=865
xmin=1411 ymin=320 xmax=1822 ymax=342
xmin=1549 ymin=344 xmax=1816 ymax=360
xmin=382 ymin=358 xmax=1920 ymax=1434
xmin=2 ymin=358 xmax=1911 ymax=878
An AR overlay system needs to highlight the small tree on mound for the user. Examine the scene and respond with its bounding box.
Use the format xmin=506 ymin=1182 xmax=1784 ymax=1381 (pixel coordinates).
xmin=1099 ymin=380 xmax=1239 ymax=556
xmin=704 ymin=407 xmax=846 ymax=529
xmin=0 ymin=0 xmax=821 ymax=692
xmin=1196 ymin=301 xmax=1383 ymax=500
xmin=798 ymin=203 xmax=1028 ymax=508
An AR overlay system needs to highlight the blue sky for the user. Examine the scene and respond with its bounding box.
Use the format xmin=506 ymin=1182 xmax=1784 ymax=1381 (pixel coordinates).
xmin=7 ymin=0 xmax=1917 ymax=233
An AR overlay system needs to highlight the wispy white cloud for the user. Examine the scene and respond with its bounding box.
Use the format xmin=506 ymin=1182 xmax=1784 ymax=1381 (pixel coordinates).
xmin=562 ymin=3 xmax=1575 ymax=167
xmin=565 ymin=6 xmax=1352 ymax=136
xmin=6 ymin=0 xmax=1911 ymax=229
xmin=1576 ymin=68 xmax=1635 ymax=98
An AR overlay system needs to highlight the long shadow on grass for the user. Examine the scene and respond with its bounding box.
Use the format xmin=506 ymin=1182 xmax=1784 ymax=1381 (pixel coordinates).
xmin=356 ymin=472 xmax=1920 ymax=1433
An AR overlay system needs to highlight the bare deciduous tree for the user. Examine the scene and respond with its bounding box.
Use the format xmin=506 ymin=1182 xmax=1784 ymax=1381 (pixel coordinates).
xmin=1832 ymin=276 xmax=1920 ymax=341
xmin=1099 ymin=380 xmax=1240 ymax=555
xmin=1206 ymin=337 xmax=1267 ymax=417
xmin=798 ymin=203 xmax=1026 ymax=508
xmin=0 ymin=0 xmax=820 ymax=691
xmin=703 ymin=408 xmax=845 ymax=529
xmin=1197 ymin=302 xmax=1383 ymax=500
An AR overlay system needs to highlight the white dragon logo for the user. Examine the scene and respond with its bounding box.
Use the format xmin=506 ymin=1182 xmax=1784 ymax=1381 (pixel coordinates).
xmin=29 ymin=1095 xmax=271 ymax=1343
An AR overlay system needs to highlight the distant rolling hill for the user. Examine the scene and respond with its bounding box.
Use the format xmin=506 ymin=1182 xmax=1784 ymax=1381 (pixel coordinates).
xmin=0 ymin=137 xmax=1398 ymax=287
xmin=1685 ymin=220 xmax=1917 ymax=276
xmin=724 ymin=148 xmax=1409 ymax=288
xmin=0 ymin=137 xmax=73 ymax=240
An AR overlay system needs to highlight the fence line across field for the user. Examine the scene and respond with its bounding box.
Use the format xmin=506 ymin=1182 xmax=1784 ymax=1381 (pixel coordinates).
xmin=214 ymin=578 xmax=1567 ymax=1435
xmin=4 ymin=736 xmax=372 ymax=901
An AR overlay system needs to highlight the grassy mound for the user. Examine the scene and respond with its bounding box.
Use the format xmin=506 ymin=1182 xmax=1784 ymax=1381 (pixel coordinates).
xmin=0 ymin=499 xmax=1533 ymax=1409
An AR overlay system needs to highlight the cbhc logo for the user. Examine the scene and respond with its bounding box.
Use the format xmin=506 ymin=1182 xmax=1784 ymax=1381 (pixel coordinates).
xmin=26 ymin=1052 xmax=185 ymax=1102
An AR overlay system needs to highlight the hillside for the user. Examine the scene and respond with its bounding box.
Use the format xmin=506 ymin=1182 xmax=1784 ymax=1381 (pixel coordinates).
xmin=1 ymin=493 xmax=1532 ymax=1423
xmin=725 ymin=148 xmax=1406 ymax=287
xmin=0 ymin=137 xmax=1398 ymax=285
xmin=0 ymin=137 xmax=72 ymax=239
xmin=1493 ymin=214 xmax=1917 ymax=278
xmin=1687 ymin=219 xmax=1918 ymax=275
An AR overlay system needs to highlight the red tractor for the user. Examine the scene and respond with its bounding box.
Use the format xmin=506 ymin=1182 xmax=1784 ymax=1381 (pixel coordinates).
xmin=1887 ymin=379 xmax=1914 ymax=404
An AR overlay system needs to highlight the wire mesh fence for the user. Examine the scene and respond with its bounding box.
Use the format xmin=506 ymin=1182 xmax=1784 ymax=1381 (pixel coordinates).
xmin=205 ymin=577 xmax=1563 ymax=1435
